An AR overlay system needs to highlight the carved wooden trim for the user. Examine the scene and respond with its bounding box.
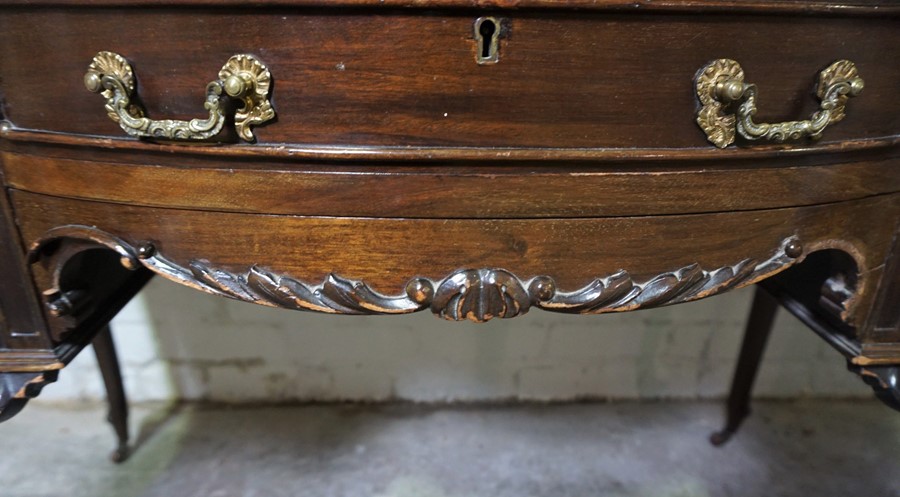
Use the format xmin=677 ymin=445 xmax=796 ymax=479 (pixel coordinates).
xmin=29 ymin=226 xmax=803 ymax=323
xmin=0 ymin=370 xmax=58 ymax=422
xmin=851 ymin=364 xmax=900 ymax=412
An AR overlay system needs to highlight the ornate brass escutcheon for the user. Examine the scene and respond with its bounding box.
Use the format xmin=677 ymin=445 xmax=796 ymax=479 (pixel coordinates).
xmin=84 ymin=51 xmax=275 ymax=142
xmin=695 ymin=59 xmax=864 ymax=148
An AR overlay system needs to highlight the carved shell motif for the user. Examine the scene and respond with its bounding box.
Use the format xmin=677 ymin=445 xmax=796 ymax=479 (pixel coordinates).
xmin=29 ymin=226 xmax=803 ymax=324
xmin=816 ymin=59 xmax=859 ymax=124
xmin=218 ymin=54 xmax=275 ymax=142
xmin=84 ymin=51 xmax=143 ymax=124
xmin=695 ymin=59 xmax=744 ymax=148
xmin=432 ymin=269 xmax=531 ymax=322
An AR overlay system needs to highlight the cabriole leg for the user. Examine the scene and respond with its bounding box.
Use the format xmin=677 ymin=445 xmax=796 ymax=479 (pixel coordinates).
xmin=710 ymin=285 xmax=779 ymax=446
xmin=93 ymin=325 xmax=130 ymax=463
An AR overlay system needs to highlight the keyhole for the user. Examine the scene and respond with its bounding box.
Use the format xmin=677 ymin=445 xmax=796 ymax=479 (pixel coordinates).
xmin=479 ymin=20 xmax=496 ymax=58
xmin=474 ymin=17 xmax=500 ymax=64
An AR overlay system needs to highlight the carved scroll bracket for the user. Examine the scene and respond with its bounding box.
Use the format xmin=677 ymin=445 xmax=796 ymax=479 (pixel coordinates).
xmin=30 ymin=226 xmax=805 ymax=323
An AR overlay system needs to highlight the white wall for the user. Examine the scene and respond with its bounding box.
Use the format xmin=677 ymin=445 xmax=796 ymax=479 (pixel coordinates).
xmin=37 ymin=278 xmax=869 ymax=404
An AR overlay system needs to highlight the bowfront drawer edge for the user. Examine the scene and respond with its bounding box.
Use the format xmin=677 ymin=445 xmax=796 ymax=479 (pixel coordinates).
xmin=2 ymin=126 xmax=899 ymax=162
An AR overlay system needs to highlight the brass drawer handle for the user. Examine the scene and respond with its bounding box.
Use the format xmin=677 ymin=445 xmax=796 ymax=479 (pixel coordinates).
xmin=84 ymin=51 xmax=274 ymax=142
xmin=695 ymin=59 xmax=864 ymax=148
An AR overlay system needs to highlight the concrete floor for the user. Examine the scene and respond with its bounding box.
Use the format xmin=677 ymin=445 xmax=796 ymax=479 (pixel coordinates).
xmin=1 ymin=401 xmax=898 ymax=497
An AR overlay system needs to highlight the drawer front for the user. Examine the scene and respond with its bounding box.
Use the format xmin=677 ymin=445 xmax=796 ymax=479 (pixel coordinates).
xmin=1 ymin=8 xmax=898 ymax=149
xmin=2 ymin=148 xmax=900 ymax=218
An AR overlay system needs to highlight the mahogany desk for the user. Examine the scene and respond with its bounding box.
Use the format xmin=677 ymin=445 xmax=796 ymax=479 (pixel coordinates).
xmin=0 ymin=0 xmax=898 ymax=462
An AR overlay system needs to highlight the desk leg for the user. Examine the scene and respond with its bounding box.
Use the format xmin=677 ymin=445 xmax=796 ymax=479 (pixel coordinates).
xmin=711 ymin=285 xmax=778 ymax=446
xmin=92 ymin=325 xmax=130 ymax=463
xmin=851 ymin=364 xmax=900 ymax=412
xmin=0 ymin=371 xmax=58 ymax=422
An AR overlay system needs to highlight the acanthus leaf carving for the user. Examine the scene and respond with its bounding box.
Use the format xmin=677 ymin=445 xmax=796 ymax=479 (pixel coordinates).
xmin=534 ymin=270 xmax=637 ymax=314
xmin=29 ymin=226 xmax=803 ymax=324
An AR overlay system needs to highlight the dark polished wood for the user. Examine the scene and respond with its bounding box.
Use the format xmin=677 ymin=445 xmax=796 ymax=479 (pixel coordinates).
xmin=3 ymin=149 xmax=900 ymax=219
xmin=0 ymin=168 xmax=52 ymax=352
xmin=710 ymin=286 xmax=779 ymax=446
xmin=2 ymin=0 xmax=897 ymax=14
xmin=0 ymin=0 xmax=898 ymax=460
xmin=1 ymin=9 xmax=899 ymax=149
xmin=868 ymin=227 xmax=900 ymax=344
xmin=92 ymin=325 xmax=130 ymax=463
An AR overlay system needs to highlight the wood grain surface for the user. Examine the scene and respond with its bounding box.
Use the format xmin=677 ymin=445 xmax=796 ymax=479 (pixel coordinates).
xmin=3 ymin=150 xmax=899 ymax=218
xmin=3 ymin=127 xmax=900 ymax=162
xmin=1 ymin=9 xmax=897 ymax=149
xmin=14 ymin=190 xmax=899 ymax=332
xmin=0 ymin=0 xmax=896 ymax=15
xmin=0 ymin=171 xmax=50 ymax=351
xmin=868 ymin=228 xmax=900 ymax=343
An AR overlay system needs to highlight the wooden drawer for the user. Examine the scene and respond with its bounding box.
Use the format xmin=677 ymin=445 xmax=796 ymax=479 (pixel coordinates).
xmin=1 ymin=5 xmax=898 ymax=151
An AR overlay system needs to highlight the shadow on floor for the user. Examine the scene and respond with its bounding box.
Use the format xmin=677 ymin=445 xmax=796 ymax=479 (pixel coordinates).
xmin=2 ymin=400 xmax=899 ymax=497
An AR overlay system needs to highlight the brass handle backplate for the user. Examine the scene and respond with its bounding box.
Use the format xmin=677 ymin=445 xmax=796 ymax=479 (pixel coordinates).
xmin=84 ymin=51 xmax=275 ymax=142
xmin=695 ymin=59 xmax=864 ymax=148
